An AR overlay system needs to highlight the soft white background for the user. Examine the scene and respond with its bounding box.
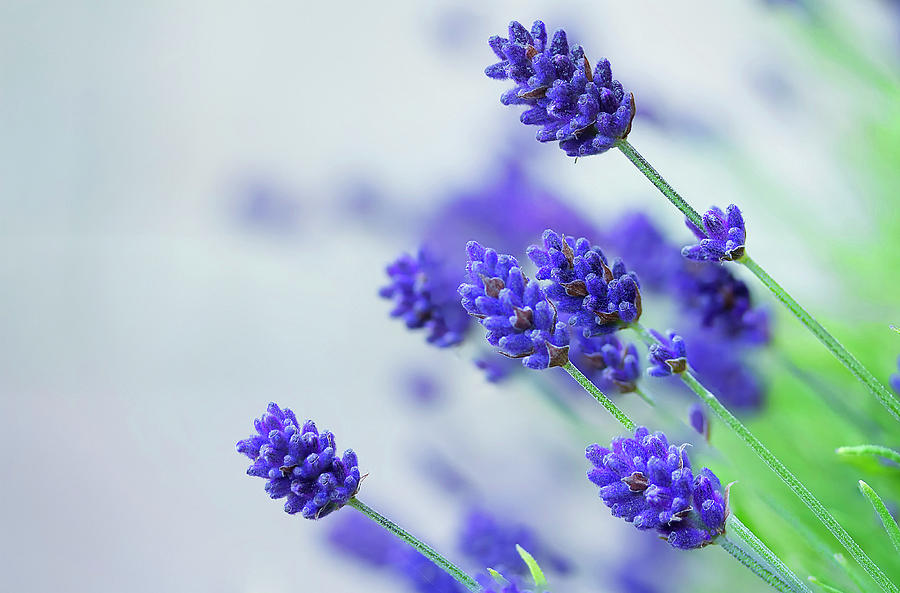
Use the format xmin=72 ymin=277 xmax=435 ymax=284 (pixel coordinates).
xmin=1 ymin=1 xmax=895 ymax=591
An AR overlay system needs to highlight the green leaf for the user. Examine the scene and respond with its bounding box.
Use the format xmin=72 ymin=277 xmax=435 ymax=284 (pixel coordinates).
xmin=516 ymin=545 xmax=547 ymax=590
xmin=486 ymin=568 xmax=506 ymax=585
xmin=858 ymin=480 xmax=900 ymax=554
xmin=835 ymin=444 xmax=900 ymax=467
xmin=808 ymin=576 xmax=850 ymax=593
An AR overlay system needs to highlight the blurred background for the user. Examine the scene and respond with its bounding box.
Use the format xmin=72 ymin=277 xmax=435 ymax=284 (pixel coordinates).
xmin=2 ymin=1 xmax=900 ymax=592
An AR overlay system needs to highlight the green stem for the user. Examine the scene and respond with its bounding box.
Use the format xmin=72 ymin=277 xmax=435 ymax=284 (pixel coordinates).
xmin=807 ymin=576 xmax=850 ymax=593
xmin=347 ymin=497 xmax=480 ymax=592
xmin=740 ymin=253 xmax=900 ymax=423
xmin=835 ymin=444 xmax=900 ymax=466
xmin=615 ymin=139 xmax=703 ymax=228
xmin=561 ymin=361 xmax=635 ymax=430
xmin=678 ymin=371 xmax=897 ymax=593
xmin=616 ymin=138 xmax=900 ymax=423
xmin=727 ymin=515 xmax=813 ymax=593
xmin=719 ymin=536 xmax=796 ymax=593
xmin=632 ymin=385 xmax=656 ymax=406
xmin=858 ymin=481 xmax=900 ymax=554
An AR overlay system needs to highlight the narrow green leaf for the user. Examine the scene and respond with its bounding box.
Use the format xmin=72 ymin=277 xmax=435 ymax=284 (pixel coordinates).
xmin=858 ymin=480 xmax=900 ymax=554
xmin=808 ymin=576 xmax=850 ymax=593
xmin=516 ymin=545 xmax=547 ymax=589
xmin=486 ymin=568 xmax=506 ymax=585
xmin=835 ymin=445 xmax=900 ymax=467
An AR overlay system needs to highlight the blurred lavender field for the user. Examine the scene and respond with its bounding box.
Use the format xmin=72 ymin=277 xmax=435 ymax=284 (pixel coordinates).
xmin=2 ymin=2 xmax=899 ymax=592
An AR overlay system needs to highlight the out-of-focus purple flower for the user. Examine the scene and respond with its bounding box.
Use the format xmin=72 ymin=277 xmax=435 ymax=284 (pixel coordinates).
xmin=647 ymin=330 xmax=687 ymax=377
xmin=682 ymin=205 xmax=746 ymax=262
xmin=687 ymin=333 xmax=765 ymax=412
xmin=479 ymin=582 xmax=531 ymax=593
xmin=403 ymin=370 xmax=444 ymax=405
xmin=380 ymin=248 xmax=471 ymax=347
xmin=603 ymin=212 xmax=682 ymax=291
xmin=689 ymin=403 xmax=710 ymax=442
xmin=458 ymin=509 xmax=569 ymax=579
xmin=586 ymin=427 xmax=728 ymax=549
xmin=486 ymin=20 xmax=635 ymax=157
xmin=400 ymin=548 xmax=468 ymax=593
xmin=571 ymin=334 xmax=640 ymax=393
xmin=236 ymin=403 xmax=360 ymax=519
xmin=475 ymin=355 xmax=519 ymax=383
xmin=327 ymin=510 xmax=403 ymax=567
xmin=527 ymin=230 xmax=642 ymax=336
xmin=675 ymin=264 xmax=770 ymax=344
xmin=459 ymin=242 xmax=570 ymax=369
xmin=891 ymin=357 xmax=900 ymax=395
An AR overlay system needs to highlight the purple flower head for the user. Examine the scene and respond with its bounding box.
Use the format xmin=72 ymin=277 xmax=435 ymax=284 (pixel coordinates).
xmin=236 ymin=403 xmax=361 ymax=519
xmin=527 ymin=230 xmax=642 ymax=336
xmin=647 ymin=330 xmax=687 ymax=377
xmin=604 ymin=212 xmax=682 ymax=290
xmin=571 ymin=334 xmax=641 ymax=393
xmin=486 ymin=20 xmax=635 ymax=157
xmin=586 ymin=427 xmax=728 ymax=549
xmin=380 ymin=248 xmax=470 ymax=347
xmin=459 ymin=241 xmax=570 ymax=369
xmin=682 ymin=205 xmax=746 ymax=262
xmin=891 ymin=356 xmax=900 ymax=395
xmin=689 ymin=403 xmax=710 ymax=442
xmin=676 ymin=264 xmax=770 ymax=344
xmin=459 ymin=509 xmax=569 ymax=580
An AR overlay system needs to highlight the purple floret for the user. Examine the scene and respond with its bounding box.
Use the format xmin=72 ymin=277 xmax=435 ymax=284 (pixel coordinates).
xmin=459 ymin=241 xmax=570 ymax=369
xmin=647 ymin=330 xmax=687 ymax=377
xmin=527 ymin=229 xmax=642 ymax=336
xmin=571 ymin=334 xmax=641 ymax=394
xmin=236 ymin=403 xmax=361 ymax=519
xmin=586 ymin=427 xmax=728 ymax=549
xmin=486 ymin=20 xmax=635 ymax=157
xmin=682 ymin=204 xmax=746 ymax=262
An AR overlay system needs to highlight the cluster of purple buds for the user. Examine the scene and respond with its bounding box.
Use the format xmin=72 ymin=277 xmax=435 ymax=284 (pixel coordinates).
xmin=459 ymin=241 xmax=570 ymax=369
xmin=528 ymin=230 xmax=642 ymax=336
xmin=682 ymin=204 xmax=746 ymax=262
xmin=485 ymin=20 xmax=635 ymax=157
xmin=586 ymin=427 xmax=728 ymax=549
xmin=676 ymin=264 xmax=769 ymax=344
xmin=236 ymin=403 xmax=361 ymax=519
xmin=380 ymin=248 xmax=470 ymax=347
xmin=571 ymin=334 xmax=641 ymax=393
xmin=647 ymin=330 xmax=688 ymax=377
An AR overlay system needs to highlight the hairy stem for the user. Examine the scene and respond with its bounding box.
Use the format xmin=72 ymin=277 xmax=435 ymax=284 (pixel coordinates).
xmin=740 ymin=253 xmax=900 ymax=423
xmin=562 ymin=361 xmax=636 ymax=430
xmin=858 ymin=481 xmax=900 ymax=554
xmin=347 ymin=497 xmax=480 ymax=592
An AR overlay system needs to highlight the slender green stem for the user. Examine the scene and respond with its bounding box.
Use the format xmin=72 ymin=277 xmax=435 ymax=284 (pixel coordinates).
xmin=808 ymin=577 xmax=850 ymax=593
xmin=836 ymin=444 xmax=900 ymax=466
xmin=632 ymin=385 xmax=656 ymax=406
xmin=678 ymin=371 xmax=897 ymax=593
xmin=616 ymin=138 xmax=900 ymax=423
xmin=727 ymin=515 xmax=813 ymax=593
xmin=615 ymin=139 xmax=703 ymax=228
xmin=347 ymin=497 xmax=480 ymax=592
xmin=561 ymin=361 xmax=635 ymax=430
xmin=740 ymin=253 xmax=900 ymax=423
xmin=719 ymin=536 xmax=796 ymax=593
xmin=858 ymin=481 xmax=900 ymax=554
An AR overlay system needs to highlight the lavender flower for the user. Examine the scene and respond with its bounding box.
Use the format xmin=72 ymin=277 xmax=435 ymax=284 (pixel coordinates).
xmin=480 ymin=582 xmax=530 ymax=593
xmin=687 ymin=332 xmax=765 ymax=411
xmin=486 ymin=20 xmax=635 ymax=157
xmin=603 ymin=212 xmax=682 ymax=290
xmin=459 ymin=241 xmax=569 ymax=369
xmin=647 ymin=330 xmax=687 ymax=377
xmin=689 ymin=403 xmax=710 ymax=441
xmin=682 ymin=205 xmax=746 ymax=262
xmin=527 ymin=230 xmax=642 ymax=336
xmin=459 ymin=509 xmax=569 ymax=579
xmin=571 ymin=334 xmax=640 ymax=393
xmin=586 ymin=427 xmax=728 ymax=549
xmin=399 ymin=548 xmax=468 ymax=593
xmin=380 ymin=248 xmax=470 ymax=347
xmin=236 ymin=403 xmax=361 ymax=519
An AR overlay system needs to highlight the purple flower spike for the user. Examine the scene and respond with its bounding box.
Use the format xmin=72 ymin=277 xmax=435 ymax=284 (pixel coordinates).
xmin=527 ymin=229 xmax=642 ymax=336
xmin=572 ymin=334 xmax=641 ymax=393
xmin=459 ymin=241 xmax=570 ymax=369
xmin=486 ymin=20 xmax=635 ymax=157
xmin=380 ymin=248 xmax=470 ymax=347
xmin=586 ymin=426 xmax=728 ymax=549
xmin=682 ymin=204 xmax=746 ymax=262
xmin=647 ymin=330 xmax=687 ymax=377
xmin=236 ymin=403 xmax=361 ymax=519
